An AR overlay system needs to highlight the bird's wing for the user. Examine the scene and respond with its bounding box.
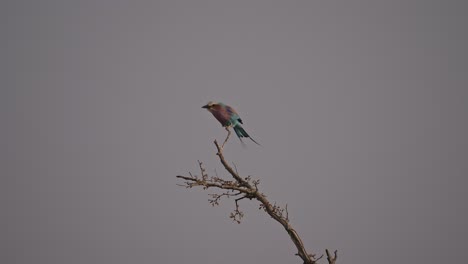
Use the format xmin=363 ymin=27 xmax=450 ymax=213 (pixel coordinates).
xmin=210 ymin=105 xmax=234 ymax=126
xmin=225 ymin=105 xmax=243 ymax=124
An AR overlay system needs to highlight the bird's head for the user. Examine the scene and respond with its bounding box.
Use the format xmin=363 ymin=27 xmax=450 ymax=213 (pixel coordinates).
xmin=202 ymin=101 xmax=218 ymax=110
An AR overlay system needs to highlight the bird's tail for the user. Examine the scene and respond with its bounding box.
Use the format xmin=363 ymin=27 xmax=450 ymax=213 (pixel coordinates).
xmin=233 ymin=124 xmax=261 ymax=146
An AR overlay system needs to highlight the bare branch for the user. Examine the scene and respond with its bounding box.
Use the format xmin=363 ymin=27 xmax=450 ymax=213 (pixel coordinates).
xmin=221 ymin=126 xmax=231 ymax=148
xmin=176 ymin=140 xmax=337 ymax=264
xmin=326 ymin=249 xmax=338 ymax=264
xmin=230 ymin=196 xmax=247 ymax=223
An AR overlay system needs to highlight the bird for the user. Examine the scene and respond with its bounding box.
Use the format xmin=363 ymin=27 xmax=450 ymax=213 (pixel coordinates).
xmin=202 ymin=101 xmax=261 ymax=147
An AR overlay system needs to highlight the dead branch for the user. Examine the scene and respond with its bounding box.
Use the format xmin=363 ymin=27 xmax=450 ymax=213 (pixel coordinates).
xmin=176 ymin=140 xmax=337 ymax=264
xmin=326 ymin=249 xmax=338 ymax=264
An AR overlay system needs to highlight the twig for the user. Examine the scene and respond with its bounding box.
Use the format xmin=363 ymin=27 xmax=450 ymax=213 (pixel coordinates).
xmin=326 ymin=249 xmax=338 ymax=264
xmin=222 ymin=126 xmax=231 ymax=148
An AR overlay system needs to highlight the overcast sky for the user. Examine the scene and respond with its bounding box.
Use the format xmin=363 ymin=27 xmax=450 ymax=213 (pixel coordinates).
xmin=3 ymin=1 xmax=468 ymax=264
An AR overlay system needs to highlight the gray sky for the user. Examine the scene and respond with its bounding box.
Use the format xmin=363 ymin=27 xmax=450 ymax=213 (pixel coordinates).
xmin=3 ymin=1 xmax=468 ymax=264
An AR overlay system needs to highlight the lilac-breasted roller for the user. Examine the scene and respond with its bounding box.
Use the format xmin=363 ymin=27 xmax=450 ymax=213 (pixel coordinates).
xmin=202 ymin=101 xmax=261 ymax=146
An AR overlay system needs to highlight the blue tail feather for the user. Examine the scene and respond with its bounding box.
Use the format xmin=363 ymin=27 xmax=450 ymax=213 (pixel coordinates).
xmin=233 ymin=125 xmax=261 ymax=146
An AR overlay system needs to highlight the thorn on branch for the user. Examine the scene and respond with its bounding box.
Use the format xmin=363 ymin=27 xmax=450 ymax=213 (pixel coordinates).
xmin=314 ymin=254 xmax=324 ymax=262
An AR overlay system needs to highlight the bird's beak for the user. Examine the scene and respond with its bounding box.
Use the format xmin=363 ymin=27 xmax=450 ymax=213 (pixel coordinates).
xmin=202 ymin=104 xmax=209 ymax=109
